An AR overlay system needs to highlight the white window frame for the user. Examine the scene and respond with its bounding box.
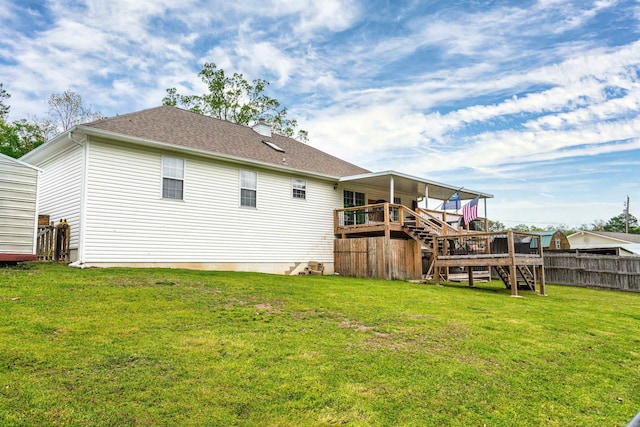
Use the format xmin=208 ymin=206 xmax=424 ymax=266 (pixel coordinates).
xmin=292 ymin=178 xmax=306 ymax=200
xmin=240 ymin=170 xmax=257 ymax=208
xmin=161 ymin=156 xmax=184 ymax=200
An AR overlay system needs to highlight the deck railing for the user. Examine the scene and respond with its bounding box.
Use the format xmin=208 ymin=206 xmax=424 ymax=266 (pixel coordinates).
xmin=334 ymin=203 xmax=487 ymax=236
xmin=434 ymin=231 xmax=542 ymax=258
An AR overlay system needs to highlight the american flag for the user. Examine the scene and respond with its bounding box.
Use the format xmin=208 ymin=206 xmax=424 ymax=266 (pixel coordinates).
xmin=463 ymin=196 xmax=480 ymax=224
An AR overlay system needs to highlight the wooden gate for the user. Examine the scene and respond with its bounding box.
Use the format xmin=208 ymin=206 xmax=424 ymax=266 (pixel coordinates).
xmin=37 ymin=220 xmax=70 ymax=262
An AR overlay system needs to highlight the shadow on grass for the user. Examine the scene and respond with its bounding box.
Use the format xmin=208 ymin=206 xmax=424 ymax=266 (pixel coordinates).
xmin=429 ymin=280 xmax=542 ymax=297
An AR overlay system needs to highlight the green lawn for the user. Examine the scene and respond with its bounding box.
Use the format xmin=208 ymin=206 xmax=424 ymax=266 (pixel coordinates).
xmin=1 ymin=263 xmax=639 ymax=426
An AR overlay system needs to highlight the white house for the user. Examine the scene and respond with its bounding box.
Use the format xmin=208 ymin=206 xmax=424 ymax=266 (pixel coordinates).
xmin=567 ymin=230 xmax=640 ymax=256
xmin=0 ymin=153 xmax=40 ymax=262
xmin=20 ymin=106 xmax=491 ymax=274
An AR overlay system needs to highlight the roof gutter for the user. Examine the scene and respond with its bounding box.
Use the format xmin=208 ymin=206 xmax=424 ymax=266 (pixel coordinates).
xmin=339 ymin=170 xmax=494 ymax=199
xmin=75 ymin=125 xmax=342 ymax=182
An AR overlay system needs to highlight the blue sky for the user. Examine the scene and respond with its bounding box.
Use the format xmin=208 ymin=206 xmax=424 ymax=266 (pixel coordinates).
xmin=1 ymin=0 xmax=639 ymax=228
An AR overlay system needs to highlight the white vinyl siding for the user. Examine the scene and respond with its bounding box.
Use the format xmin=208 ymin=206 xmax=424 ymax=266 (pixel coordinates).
xmin=35 ymin=144 xmax=84 ymax=255
xmin=81 ymin=140 xmax=341 ymax=264
xmin=0 ymin=155 xmax=39 ymax=254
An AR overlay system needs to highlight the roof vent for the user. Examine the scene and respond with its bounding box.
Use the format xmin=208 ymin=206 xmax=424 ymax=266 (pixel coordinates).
xmin=252 ymin=118 xmax=272 ymax=137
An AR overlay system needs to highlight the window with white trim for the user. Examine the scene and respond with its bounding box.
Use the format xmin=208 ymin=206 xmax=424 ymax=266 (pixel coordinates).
xmin=162 ymin=156 xmax=184 ymax=200
xmin=292 ymin=178 xmax=306 ymax=199
xmin=240 ymin=170 xmax=257 ymax=207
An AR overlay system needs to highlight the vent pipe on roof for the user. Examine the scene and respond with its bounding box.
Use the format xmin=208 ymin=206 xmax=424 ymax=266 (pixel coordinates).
xmin=252 ymin=118 xmax=272 ymax=137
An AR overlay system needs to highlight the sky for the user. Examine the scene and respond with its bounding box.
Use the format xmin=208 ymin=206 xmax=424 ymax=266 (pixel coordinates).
xmin=1 ymin=0 xmax=639 ymax=229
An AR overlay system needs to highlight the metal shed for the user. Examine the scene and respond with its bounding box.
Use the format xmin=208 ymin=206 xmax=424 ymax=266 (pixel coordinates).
xmin=0 ymin=153 xmax=40 ymax=261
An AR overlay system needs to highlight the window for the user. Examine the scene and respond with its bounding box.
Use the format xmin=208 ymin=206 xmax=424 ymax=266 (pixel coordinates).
xmin=162 ymin=157 xmax=184 ymax=200
xmin=554 ymin=238 xmax=561 ymax=249
xmin=343 ymin=190 xmax=365 ymax=208
xmin=343 ymin=190 xmax=366 ymax=225
xmin=240 ymin=170 xmax=257 ymax=207
xmin=292 ymin=179 xmax=306 ymax=199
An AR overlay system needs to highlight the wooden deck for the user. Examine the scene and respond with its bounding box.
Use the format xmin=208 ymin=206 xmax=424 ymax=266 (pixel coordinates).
xmin=431 ymin=231 xmax=546 ymax=296
xmin=333 ymin=203 xmax=488 ymax=280
xmin=334 ymin=204 xmax=546 ymax=296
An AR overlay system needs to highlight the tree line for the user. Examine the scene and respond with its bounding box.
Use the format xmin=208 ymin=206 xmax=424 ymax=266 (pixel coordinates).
xmin=488 ymin=210 xmax=639 ymax=235
xmin=0 ymin=84 xmax=102 ymax=158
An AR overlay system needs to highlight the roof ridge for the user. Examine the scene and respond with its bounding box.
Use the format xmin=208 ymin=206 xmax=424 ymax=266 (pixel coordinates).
xmin=81 ymin=106 xmax=370 ymax=177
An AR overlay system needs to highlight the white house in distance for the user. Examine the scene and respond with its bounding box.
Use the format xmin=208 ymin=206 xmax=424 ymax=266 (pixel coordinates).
xmin=20 ymin=106 xmax=491 ymax=275
xmin=567 ymin=230 xmax=640 ymax=256
xmin=0 ymin=153 xmax=40 ymax=262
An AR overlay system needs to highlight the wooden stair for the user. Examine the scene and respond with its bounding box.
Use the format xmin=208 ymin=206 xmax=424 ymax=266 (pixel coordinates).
xmin=494 ymin=265 xmax=536 ymax=291
xmin=403 ymin=222 xmax=436 ymax=253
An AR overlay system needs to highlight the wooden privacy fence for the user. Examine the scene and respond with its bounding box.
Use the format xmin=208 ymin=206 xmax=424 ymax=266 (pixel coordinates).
xmin=334 ymin=237 xmax=422 ymax=280
xmin=37 ymin=220 xmax=70 ymax=263
xmin=544 ymin=252 xmax=640 ymax=292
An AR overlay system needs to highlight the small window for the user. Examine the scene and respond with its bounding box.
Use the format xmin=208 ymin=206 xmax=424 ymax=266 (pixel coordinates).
xmin=162 ymin=157 xmax=184 ymax=200
xmin=554 ymin=238 xmax=561 ymax=249
xmin=240 ymin=170 xmax=257 ymax=207
xmin=292 ymin=179 xmax=306 ymax=199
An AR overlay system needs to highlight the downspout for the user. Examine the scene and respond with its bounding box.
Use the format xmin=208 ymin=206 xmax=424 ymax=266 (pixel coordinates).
xmin=68 ymin=131 xmax=89 ymax=268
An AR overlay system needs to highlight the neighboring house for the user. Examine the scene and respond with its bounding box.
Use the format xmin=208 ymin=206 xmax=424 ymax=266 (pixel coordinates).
xmin=567 ymin=230 xmax=640 ymax=256
xmin=530 ymin=230 xmax=570 ymax=251
xmin=20 ymin=106 xmax=491 ymax=275
xmin=0 ymin=153 xmax=40 ymax=262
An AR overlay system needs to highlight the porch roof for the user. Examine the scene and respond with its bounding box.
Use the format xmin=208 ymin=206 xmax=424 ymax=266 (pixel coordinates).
xmin=338 ymin=170 xmax=493 ymax=201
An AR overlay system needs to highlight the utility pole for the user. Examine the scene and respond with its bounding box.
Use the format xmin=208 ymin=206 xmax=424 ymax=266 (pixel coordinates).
xmin=625 ymin=195 xmax=630 ymax=234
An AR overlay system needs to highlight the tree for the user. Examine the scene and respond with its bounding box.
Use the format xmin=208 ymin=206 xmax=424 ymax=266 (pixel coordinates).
xmin=45 ymin=89 xmax=103 ymax=138
xmin=604 ymin=211 xmax=639 ymax=234
xmin=487 ymin=219 xmax=505 ymax=232
xmin=0 ymin=83 xmax=10 ymax=119
xmin=0 ymin=119 xmax=46 ymax=158
xmin=163 ymin=63 xmax=308 ymax=142
xmin=0 ymin=83 xmax=46 ymax=158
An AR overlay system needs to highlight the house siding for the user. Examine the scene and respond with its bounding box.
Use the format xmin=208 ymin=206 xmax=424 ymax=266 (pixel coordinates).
xmin=81 ymin=139 xmax=341 ymax=272
xmin=0 ymin=155 xmax=39 ymax=254
xmin=36 ymin=144 xmax=84 ymax=259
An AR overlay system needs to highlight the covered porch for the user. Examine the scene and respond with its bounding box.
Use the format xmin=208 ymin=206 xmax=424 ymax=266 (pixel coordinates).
xmin=333 ymin=171 xmax=493 ymax=280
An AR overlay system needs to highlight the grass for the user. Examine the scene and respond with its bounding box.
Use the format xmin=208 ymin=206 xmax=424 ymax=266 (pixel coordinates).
xmin=1 ymin=263 xmax=639 ymax=426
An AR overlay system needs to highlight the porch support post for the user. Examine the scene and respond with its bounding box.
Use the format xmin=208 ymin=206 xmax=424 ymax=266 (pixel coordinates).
xmin=389 ymin=175 xmax=395 ymax=203
xmin=484 ymin=198 xmax=488 ymax=232
xmin=424 ymin=186 xmax=429 ymax=209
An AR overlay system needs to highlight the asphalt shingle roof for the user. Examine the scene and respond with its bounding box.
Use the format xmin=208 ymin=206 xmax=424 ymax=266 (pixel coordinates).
xmin=589 ymin=231 xmax=640 ymax=244
xmin=83 ymin=106 xmax=370 ymax=178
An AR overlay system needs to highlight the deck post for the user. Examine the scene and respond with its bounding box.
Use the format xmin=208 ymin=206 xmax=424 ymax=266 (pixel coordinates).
xmin=384 ymin=203 xmax=392 ymax=280
xmin=538 ymin=245 xmax=546 ymax=295
xmin=507 ymin=230 xmax=518 ymax=297
xmin=468 ymin=267 xmax=474 ymax=287
xmin=432 ymin=236 xmax=440 ymax=285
